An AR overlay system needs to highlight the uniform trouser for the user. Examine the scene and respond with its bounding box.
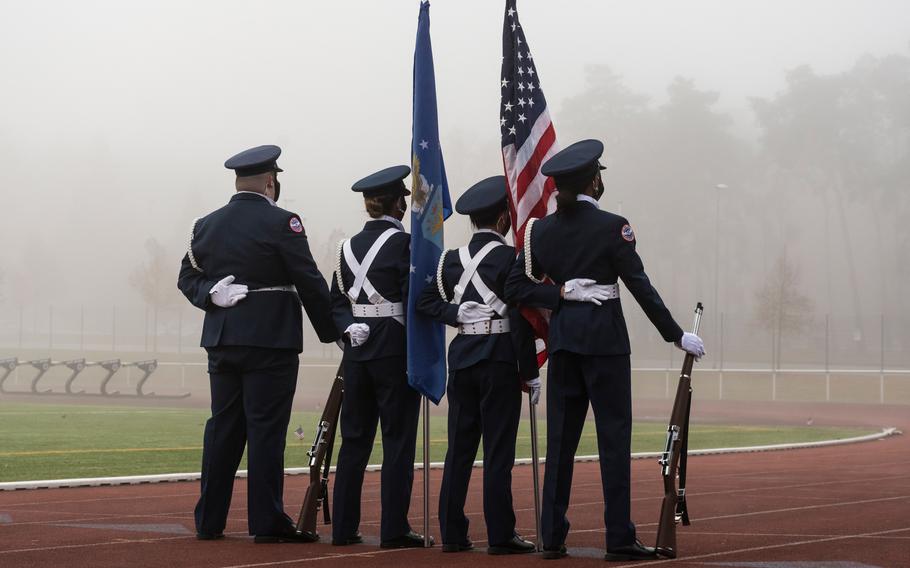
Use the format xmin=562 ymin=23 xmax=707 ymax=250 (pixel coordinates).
xmin=540 ymin=351 xmax=636 ymax=550
xmin=332 ymin=355 xmax=420 ymax=542
xmin=195 ymin=346 xmax=299 ymax=536
xmin=438 ymin=361 xmax=522 ymax=546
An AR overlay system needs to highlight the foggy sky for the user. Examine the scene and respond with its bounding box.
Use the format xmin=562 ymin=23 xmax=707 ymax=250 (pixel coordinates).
xmin=1 ymin=0 xmax=909 ymax=309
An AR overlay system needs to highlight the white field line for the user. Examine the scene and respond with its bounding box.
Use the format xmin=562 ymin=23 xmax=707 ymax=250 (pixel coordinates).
xmin=0 ymin=428 xmax=898 ymax=491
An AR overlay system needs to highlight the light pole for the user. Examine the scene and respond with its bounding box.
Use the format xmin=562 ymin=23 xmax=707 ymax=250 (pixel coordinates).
xmin=713 ymin=183 xmax=728 ymax=366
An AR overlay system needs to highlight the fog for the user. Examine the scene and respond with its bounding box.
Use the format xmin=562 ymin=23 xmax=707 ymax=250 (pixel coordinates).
xmin=1 ymin=0 xmax=909 ymax=368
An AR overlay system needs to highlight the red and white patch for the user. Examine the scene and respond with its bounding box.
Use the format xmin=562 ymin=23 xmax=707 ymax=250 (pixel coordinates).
xmin=621 ymin=224 xmax=635 ymax=242
xmin=289 ymin=217 xmax=303 ymax=233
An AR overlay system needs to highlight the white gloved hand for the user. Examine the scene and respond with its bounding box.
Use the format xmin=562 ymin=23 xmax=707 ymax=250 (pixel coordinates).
xmin=456 ymin=301 xmax=496 ymax=324
xmin=562 ymin=278 xmax=613 ymax=306
xmin=525 ymin=377 xmax=542 ymax=405
xmin=675 ymin=332 xmax=706 ymax=360
xmin=209 ymin=275 xmax=248 ymax=308
xmin=344 ymin=323 xmax=371 ymax=348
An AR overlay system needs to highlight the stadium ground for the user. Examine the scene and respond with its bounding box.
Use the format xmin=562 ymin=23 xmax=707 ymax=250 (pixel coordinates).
xmin=0 ymin=400 xmax=873 ymax=482
xmin=0 ymin=400 xmax=905 ymax=567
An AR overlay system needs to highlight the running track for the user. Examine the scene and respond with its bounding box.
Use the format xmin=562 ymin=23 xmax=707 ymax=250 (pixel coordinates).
xmin=1 ymin=400 xmax=906 ymax=567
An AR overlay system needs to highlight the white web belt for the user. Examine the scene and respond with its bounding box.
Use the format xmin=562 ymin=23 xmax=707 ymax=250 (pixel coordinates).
xmin=458 ymin=319 xmax=511 ymax=335
xmin=351 ymin=302 xmax=405 ymax=318
xmin=583 ymin=283 xmax=619 ymax=300
xmin=248 ymin=285 xmax=297 ymax=294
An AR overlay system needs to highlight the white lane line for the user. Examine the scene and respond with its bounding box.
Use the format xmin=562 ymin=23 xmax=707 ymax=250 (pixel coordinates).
xmin=214 ymin=547 xmax=419 ymax=568
xmin=608 ymin=526 xmax=910 ymax=568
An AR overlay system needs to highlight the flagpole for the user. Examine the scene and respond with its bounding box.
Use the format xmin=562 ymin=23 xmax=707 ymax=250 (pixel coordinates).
xmin=423 ymin=395 xmax=431 ymax=547
xmin=529 ymin=394 xmax=542 ymax=551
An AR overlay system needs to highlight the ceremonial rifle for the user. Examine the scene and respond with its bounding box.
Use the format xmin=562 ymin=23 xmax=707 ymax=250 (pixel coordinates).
xmin=654 ymin=302 xmax=703 ymax=559
xmin=296 ymin=363 xmax=344 ymax=540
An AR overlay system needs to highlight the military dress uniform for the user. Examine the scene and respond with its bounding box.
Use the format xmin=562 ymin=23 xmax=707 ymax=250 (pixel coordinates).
xmin=177 ymin=145 xmax=339 ymax=542
xmin=416 ymin=176 xmax=537 ymax=554
xmin=505 ymin=140 xmax=694 ymax=560
xmin=329 ymin=166 xmax=425 ymax=547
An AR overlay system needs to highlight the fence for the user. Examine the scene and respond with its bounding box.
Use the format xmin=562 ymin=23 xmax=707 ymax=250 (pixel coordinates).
xmin=0 ymin=303 xmax=908 ymax=404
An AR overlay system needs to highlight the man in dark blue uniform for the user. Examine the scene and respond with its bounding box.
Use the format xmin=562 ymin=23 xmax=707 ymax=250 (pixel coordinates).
xmin=505 ymin=140 xmax=705 ymax=561
xmin=330 ymin=165 xmax=429 ymax=549
xmin=177 ymin=145 xmax=340 ymax=543
xmin=417 ymin=176 xmax=538 ymax=555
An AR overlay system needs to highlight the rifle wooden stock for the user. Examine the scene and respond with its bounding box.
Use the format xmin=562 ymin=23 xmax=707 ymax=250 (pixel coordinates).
xmin=654 ymin=303 xmax=702 ymax=559
xmin=296 ymin=365 xmax=344 ymax=539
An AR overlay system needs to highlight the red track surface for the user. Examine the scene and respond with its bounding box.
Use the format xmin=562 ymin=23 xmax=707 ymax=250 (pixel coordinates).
xmin=1 ymin=401 xmax=907 ymax=568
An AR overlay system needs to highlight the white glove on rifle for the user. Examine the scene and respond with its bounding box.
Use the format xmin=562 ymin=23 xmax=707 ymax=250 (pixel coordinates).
xmin=562 ymin=278 xmax=613 ymax=306
xmin=344 ymin=323 xmax=371 ymax=348
xmin=209 ymin=275 xmax=248 ymax=308
xmin=675 ymin=332 xmax=706 ymax=360
xmin=456 ymin=301 xmax=496 ymax=324
xmin=525 ymin=377 xmax=542 ymax=405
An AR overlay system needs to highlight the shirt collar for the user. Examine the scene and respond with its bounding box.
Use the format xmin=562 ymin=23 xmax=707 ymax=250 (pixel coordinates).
xmin=378 ymin=215 xmax=405 ymax=232
xmin=473 ymin=228 xmax=507 ymax=244
xmin=236 ymin=191 xmax=277 ymax=207
xmin=577 ymin=194 xmax=601 ymax=210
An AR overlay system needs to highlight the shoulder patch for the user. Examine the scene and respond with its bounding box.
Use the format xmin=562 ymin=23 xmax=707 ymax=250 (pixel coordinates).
xmin=289 ymin=216 xmax=304 ymax=234
xmin=621 ymin=224 xmax=635 ymax=242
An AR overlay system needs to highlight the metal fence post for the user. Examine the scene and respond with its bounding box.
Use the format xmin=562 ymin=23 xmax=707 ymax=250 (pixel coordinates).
xmin=880 ymin=313 xmax=885 ymax=404
xmin=825 ymin=314 xmax=830 ymax=402
xmin=80 ymin=304 xmax=85 ymax=352
xmin=719 ymin=312 xmax=725 ymax=400
xmin=771 ymin=327 xmax=777 ymax=401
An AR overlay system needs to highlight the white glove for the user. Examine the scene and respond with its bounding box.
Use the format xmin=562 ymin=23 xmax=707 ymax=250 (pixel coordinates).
xmin=344 ymin=323 xmax=371 ymax=348
xmin=675 ymin=332 xmax=706 ymax=360
xmin=562 ymin=278 xmax=613 ymax=306
xmin=525 ymin=377 xmax=542 ymax=405
xmin=456 ymin=301 xmax=496 ymax=324
xmin=209 ymin=275 xmax=248 ymax=308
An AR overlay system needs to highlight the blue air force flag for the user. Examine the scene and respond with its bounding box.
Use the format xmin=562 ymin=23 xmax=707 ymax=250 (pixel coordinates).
xmin=407 ymin=0 xmax=452 ymax=404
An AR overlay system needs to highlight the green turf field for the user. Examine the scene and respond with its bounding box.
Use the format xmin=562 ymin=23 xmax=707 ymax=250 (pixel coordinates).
xmin=0 ymin=402 xmax=874 ymax=482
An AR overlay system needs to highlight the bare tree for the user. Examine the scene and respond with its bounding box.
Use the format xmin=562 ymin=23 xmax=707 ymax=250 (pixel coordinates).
xmin=753 ymin=250 xmax=814 ymax=369
xmin=129 ymin=238 xmax=182 ymax=352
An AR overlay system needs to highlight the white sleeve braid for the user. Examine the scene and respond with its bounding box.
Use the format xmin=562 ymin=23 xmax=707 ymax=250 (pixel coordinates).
xmin=187 ymin=217 xmax=203 ymax=273
xmin=436 ymin=249 xmax=450 ymax=302
xmin=524 ymin=218 xmax=545 ymax=284
xmin=335 ymin=239 xmax=349 ymax=302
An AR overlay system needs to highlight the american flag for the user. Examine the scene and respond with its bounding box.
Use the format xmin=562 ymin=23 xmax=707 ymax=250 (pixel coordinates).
xmin=500 ymin=0 xmax=558 ymax=363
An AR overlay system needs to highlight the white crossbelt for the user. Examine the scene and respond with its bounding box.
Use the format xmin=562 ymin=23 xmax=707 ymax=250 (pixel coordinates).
xmin=248 ymin=285 xmax=297 ymax=293
xmin=452 ymin=241 xmax=508 ymax=317
xmin=351 ymin=302 xmax=405 ymax=318
xmin=340 ymin=228 xmax=405 ymax=325
xmin=458 ymin=319 xmax=511 ymax=335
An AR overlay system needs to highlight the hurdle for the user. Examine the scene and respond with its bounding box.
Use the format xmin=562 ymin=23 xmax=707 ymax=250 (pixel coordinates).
xmin=62 ymin=358 xmax=88 ymax=394
xmin=125 ymin=359 xmax=189 ymax=399
xmin=0 ymin=358 xmax=18 ymax=393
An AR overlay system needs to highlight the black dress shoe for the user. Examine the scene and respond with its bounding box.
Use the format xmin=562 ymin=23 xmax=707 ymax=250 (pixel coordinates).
xmin=604 ymin=539 xmax=657 ymax=561
xmin=332 ymin=531 xmax=364 ymax=546
xmin=254 ymin=527 xmax=319 ymax=544
xmin=380 ymin=531 xmax=434 ymax=549
xmin=196 ymin=532 xmax=224 ymax=541
xmin=488 ymin=534 xmax=535 ymax=555
xmin=541 ymin=544 xmax=568 ymax=559
xmin=442 ymin=538 xmax=473 ymax=552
